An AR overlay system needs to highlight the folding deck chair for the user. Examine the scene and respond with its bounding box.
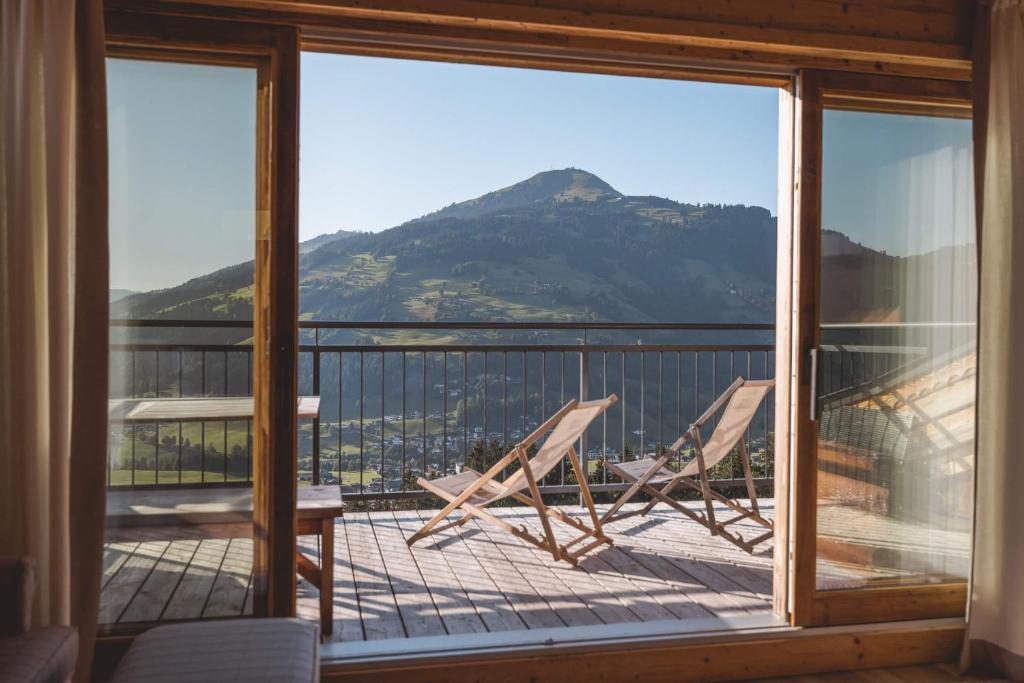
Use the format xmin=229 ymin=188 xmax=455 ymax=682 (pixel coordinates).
xmin=601 ymin=378 xmax=774 ymax=554
xmin=408 ymin=395 xmax=617 ymax=565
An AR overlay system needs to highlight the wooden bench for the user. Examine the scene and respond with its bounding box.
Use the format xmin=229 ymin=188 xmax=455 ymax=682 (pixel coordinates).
xmin=107 ymin=485 xmax=343 ymax=638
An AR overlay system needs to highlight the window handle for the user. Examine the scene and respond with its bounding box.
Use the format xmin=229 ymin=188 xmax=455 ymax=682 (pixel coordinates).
xmin=809 ymin=347 xmax=818 ymax=422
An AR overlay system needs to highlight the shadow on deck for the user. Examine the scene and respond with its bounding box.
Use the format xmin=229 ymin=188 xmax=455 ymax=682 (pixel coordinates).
xmin=100 ymin=501 xmax=776 ymax=642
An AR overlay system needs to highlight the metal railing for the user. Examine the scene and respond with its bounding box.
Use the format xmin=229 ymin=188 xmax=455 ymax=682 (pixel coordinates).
xmin=108 ymin=320 xmax=776 ymax=500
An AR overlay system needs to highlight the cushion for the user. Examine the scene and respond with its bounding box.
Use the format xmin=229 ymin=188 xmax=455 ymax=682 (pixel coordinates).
xmin=0 ymin=626 xmax=78 ymax=683
xmin=112 ymin=619 xmax=319 ymax=683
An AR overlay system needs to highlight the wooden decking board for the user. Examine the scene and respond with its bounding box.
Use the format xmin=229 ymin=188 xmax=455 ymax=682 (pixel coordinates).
xmin=344 ymin=512 xmax=408 ymax=640
xmin=614 ymin=543 xmax=738 ymax=618
xmin=368 ymin=512 xmax=448 ymax=638
xmin=392 ymin=511 xmax=489 ymax=637
xmin=479 ymin=509 xmax=606 ymax=626
xmin=329 ymin=516 xmax=369 ymax=643
xmin=638 ymin=534 xmax=771 ymax=614
xmin=417 ymin=511 xmax=565 ymax=630
xmin=467 ymin=514 xmax=599 ymax=628
xmin=242 ymin=572 xmax=254 ymax=616
xmin=573 ymin=552 xmax=679 ymax=623
xmin=99 ymin=540 xmax=171 ymax=624
xmin=615 ymin=512 xmax=771 ymax=615
xmin=593 ymin=540 xmax=714 ymax=621
xmin=202 ymin=537 xmax=252 ymax=618
xmin=161 ymin=538 xmax=230 ymax=621
xmin=102 ymin=541 xmax=140 ymax=589
xmin=449 ymin=515 xmax=566 ymax=630
xmin=296 ymin=534 xmax=323 ymax=629
xmin=511 ymin=511 xmax=644 ymax=625
xmin=120 ymin=538 xmax=201 ymax=622
xmin=647 ymin=520 xmax=774 ymax=602
xmin=414 ymin=509 xmax=529 ymax=635
xmin=646 ymin=511 xmax=775 ymax=597
xmin=607 ymin=504 xmax=775 ymax=604
xmin=100 ymin=502 xmax=776 ymax=639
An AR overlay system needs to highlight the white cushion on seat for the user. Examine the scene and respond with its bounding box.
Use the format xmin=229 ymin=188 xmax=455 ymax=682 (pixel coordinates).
xmin=112 ymin=618 xmax=319 ymax=683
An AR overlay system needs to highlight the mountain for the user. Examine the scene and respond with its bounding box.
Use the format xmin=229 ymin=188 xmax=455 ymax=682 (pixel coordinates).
xmin=410 ymin=168 xmax=622 ymax=223
xmin=299 ymin=229 xmax=361 ymax=254
xmin=110 ymin=289 xmax=139 ymax=303
xmin=113 ymin=168 xmax=778 ymax=325
xmin=820 ymin=230 xmax=977 ymax=324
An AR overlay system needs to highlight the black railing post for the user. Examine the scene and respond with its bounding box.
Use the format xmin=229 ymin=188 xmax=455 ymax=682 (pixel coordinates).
xmin=312 ymin=327 xmax=321 ymax=485
xmin=578 ymin=343 xmax=589 ymax=505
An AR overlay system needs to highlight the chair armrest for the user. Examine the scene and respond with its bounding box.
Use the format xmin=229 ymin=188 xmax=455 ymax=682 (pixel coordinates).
xmin=0 ymin=557 xmax=35 ymax=636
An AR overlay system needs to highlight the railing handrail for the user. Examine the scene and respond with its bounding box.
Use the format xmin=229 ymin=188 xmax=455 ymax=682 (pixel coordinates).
xmin=111 ymin=343 xmax=775 ymax=353
xmin=109 ymin=318 xmax=774 ymax=331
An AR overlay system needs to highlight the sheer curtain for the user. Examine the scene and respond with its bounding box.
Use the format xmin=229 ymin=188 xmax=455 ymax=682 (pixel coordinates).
xmin=0 ymin=0 xmax=108 ymax=680
xmin=962 ymin=0 xmax=1024 ymax=679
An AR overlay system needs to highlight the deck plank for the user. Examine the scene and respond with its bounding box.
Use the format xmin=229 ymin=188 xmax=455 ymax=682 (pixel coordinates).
xmin=413 ymin=509 xmax=528 ymax=634
xmin=471 ymin=510 xmax=602 ymax=628
xmin=392 ymin=511 xmax=489 ymax=636
xmin=99 ymin=540 xmax=170 ymax=624
xmin=202 ymin=537 xmax=252 ymax=618
xmin=121 ymin=538 xmax=201 ymax=622
xmin=161 ymin=538 xmax=230 ymax=621
xmin=345 ymin=512 xmax=407 ymax=640
xmin=618 ymin=508 xmax=772 ymax=613
xmin=100 ymin=502 xmax=776 ymax=637
xmin=512 ymin=510 xmax=644 ymax=625
xmin=331 ymin=517 xmax=368 ymax=642
xmin=296 ymin=534 xmax=323 ymax=630
xmin=368 ymin=512 xmax=448 ymax=637
xmin=102 ymin=541 xmax=140 ymax=589
xmin=447 ymin=514 xmax=565 ymax=630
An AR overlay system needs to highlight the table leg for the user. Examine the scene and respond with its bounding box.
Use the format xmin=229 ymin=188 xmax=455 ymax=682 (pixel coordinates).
xmin=319 ymin=517 xmax=334 ymax=638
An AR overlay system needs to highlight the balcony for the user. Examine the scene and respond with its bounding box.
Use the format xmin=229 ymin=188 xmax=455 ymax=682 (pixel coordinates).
xmin=100 ymin=319 xmax=974 ymax=647
xmin=101 ymin=320 xmax=783 ymax=642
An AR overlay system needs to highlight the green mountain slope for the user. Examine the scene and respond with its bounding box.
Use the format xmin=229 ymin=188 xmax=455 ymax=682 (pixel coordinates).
xmin=113 ymin=168 xmax=777 ymax=324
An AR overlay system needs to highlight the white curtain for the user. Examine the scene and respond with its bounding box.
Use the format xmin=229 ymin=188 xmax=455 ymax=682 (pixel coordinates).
xmin=962 ymin=0 xmax=1024 ymax=680
xmin=0 ymin=1 xmax=108 ymax=680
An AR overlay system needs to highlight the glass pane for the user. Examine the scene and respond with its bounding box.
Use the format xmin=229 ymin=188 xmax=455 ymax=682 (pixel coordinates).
xmin=103 ymin=57 xmax=258 ymax=627
xmin=815 ymin=110 xmax=976 ymax=590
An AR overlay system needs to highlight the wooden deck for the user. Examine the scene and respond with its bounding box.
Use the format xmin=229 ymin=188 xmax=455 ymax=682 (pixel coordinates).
xmin=101 ymin=500 xmax=776 ymax=639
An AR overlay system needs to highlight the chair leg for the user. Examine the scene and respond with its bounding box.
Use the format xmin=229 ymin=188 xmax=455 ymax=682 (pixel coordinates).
xmin=738 ymin=439 xmax=760 ymax=514
xmin=601 ymin=453 xmax=674 ymax=524
xmin=567 ymin=446 xmax=605 ymax=536
xmin=691 ymin=432 xmax=718 ymax=535
xmin=516 ymin=446 xmax=560 ymax=561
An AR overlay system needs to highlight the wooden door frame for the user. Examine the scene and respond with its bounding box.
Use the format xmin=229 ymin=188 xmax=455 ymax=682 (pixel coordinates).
xmin=104 ymin=10 xmax=300 ymax=621
xmin=788 ymin=69 xmax=973 ymax=627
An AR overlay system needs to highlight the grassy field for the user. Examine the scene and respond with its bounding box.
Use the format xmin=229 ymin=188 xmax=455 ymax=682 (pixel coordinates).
xmin=109 ymin=469 xmax=247 ymax=486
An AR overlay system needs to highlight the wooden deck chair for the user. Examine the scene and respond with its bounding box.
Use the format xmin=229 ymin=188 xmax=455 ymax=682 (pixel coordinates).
xmin=408 ymin=395 xmax=617 ymax=565
xmin=601 ymin=378 xmax=774 ymax=554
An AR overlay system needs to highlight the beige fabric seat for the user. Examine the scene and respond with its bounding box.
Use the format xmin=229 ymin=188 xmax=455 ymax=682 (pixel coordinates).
xmin=0 ymin=557 xmax=77 ymax=683
xmin=602 ymin=377 xmax=774 ymax=554
xmin=0 ymin=625 xmax=77 ymax=683
xmin=112 ymin=618 xmax=319 ymax=683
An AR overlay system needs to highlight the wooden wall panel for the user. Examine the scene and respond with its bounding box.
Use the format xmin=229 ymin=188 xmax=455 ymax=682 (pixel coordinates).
xmin=321 ymin=621 xmax=966 ymax=683
xmin=108 ymin=0 xmax=977 ymax=81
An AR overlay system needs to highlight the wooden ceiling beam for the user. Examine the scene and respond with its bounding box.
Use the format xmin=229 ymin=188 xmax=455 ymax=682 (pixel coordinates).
xmin=125 ymin=0 xmax=972 ymax=80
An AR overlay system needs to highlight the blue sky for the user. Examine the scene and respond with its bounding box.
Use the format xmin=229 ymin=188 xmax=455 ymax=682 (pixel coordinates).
xmin=299 ymin=53 xmax=779 ymax=238
xmin=822 ymin=110 xmax=974 ymax=257
xmin=107 ymin=58 xmax=257 ymax=292
xmin=107 ymin=53 xmax=779 ymax=291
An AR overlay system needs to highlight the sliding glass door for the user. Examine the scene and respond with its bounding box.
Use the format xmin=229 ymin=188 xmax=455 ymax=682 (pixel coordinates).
xmin=101 ymin=12 xmax=299 ymax=632
xmin=816 ymin=109 xmax=975 ymax=591
xmin=791 ymin=72 xmax=975 ymax=626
